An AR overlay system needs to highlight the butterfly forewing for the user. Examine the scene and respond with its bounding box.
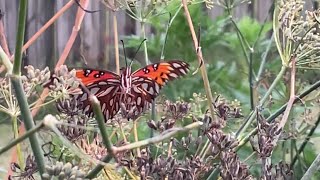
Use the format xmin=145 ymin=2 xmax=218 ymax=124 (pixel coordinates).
xmin=76 ymin=69 xmax=119 ymax=86
xmin=132 ymin=60 xmax=189 ymax=86
xmin=75 ymin=69 xmax=121 ymax=120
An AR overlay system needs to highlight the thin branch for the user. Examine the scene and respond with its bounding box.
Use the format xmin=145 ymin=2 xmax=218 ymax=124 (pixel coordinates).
xmin=278 ymin=56 xmax=296 ymax=129
xmin=181 ymin=0 xmax=216 ymax=121
xmin=114 ymin=122 xmax=202 ymax=152
xmin=256 ymin=33 xmax=274 ymax=81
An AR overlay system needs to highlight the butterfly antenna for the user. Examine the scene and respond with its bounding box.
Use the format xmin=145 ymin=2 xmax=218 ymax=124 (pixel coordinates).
xmin=74 ymin=0 xmax=100 ymax=13
xmin=130 ymin=39 xmax=147 ymax=66
xmin=121 ymin=40 xmax=128 ymax=67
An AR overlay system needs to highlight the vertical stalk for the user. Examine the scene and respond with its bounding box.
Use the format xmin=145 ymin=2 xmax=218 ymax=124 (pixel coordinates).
xmin=141 ymin=22 xmax=149 ymax=66
xmin=140 ymin=21 xmax=155 ymax=140
xmin=12 ymin=1 xmax=27 ymax=75
xmin=12 ymin=116 xmax=24 ymax=168
xmin=11 ymin=0 xmax=46 ymax=176
xmin=133 ymin=120 xmax=141 ymax=157
xmin=113 ymin=12 xmax=120 ymax=74
xmin=181 ymin=0 xmax=215 ymax=121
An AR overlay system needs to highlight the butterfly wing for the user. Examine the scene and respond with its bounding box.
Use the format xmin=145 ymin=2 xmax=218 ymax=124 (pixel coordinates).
xmin=76 ymin=69 xmax=119 ymax=86
xmin=132 ymin=60 xmax=190 ymax=86
xmin=126 ymin=60 xmax=190 ymax=116
xmin=76 ymin=69 xmax=121 ymax=121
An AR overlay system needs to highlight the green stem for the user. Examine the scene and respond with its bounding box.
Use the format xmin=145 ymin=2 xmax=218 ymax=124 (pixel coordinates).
xmin=90 ymin=95 xmax=115 ymax=155
xmin=236 ymin=79 xmax=320 ymax=151
xmin=11 ymin=0 xmax=45 ymax=176
xmin=198 ymin=139 xmax=209 ymax=157
xmin=12 ymin=115 xmax=24 ymax=168
xmin=141 ymin=22 xmax=149 ymax=66
xmin=236 ymin=65 xmax=287 ymax=138
xmin=11 ymin=77 xmax=46 ymax=176
xmin=12 ymin=0 xmax=28 ymax=75
xmin=301 ymin=151 xmax=320 ymax=180
xmin=84 ymin=96 xmax=116 ymax=178
xmin=0 ymin=121 xmax=44 ymax=155
xmin=160 ymin=5 xmax=182 ymax=60
xmin=256 ymin=33 xmax=274 ymax=81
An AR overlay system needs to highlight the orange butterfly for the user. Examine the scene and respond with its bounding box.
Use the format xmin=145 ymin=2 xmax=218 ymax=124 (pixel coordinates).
xmin=75 ymin=60 xmax=189 ymax=120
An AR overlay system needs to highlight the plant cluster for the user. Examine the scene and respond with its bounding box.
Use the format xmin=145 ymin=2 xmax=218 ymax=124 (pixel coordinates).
xmin=0 ymin=0 xmax=319 ymax=179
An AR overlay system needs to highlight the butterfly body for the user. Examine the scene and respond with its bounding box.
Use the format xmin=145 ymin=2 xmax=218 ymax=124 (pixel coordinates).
xmin=75 ymin=60 xmax=189 ymax=120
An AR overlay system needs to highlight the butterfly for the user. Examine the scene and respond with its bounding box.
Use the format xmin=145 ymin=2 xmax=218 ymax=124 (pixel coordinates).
xmin=75 ymin=60 xmax=190 ymax=121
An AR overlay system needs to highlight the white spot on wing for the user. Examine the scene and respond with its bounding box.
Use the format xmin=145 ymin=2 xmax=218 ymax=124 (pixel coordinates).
xmin=105 ymin=109 xmax=109 ymax=119
xmin=170 ymin=73 xmax=178 ymax=78
xmin=148 ymin=87 xmax=154 ymax=95
xmin=172 ymin=62 xmax=182 ymax=68
xmin=98 ymin=81 xmax=108 ymax=86
xmin=80 ymin=93 xmax=88 ymax=101
xmin=154 ymin=83 xmax=160 ymax=93
xmin=109 ymin=99 xmax=113 ymax=106
xmin=101 ymin=103 xmax=106 ymax=111
xmin=89 ymin=87 xmax=100 ymax=95
xmin=84 ymin=105 xmax=90 ymax=113
xmin=142 ymin=83 xmax=149 ymax=90
xmin=133 ymin=86 xmax=141 ymax=93
xmin=137 ymin=97 xmax=142 ymax=106
xmin=97 ymin=86 xmax=115 ymax=97
xmin=107 ymin=79 xmax=120 ymax=83
xmin=179 ymin=68 xmax=187 ymax=74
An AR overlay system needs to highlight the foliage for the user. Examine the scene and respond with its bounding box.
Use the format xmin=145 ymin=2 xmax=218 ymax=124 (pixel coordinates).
xmin=0 ymin=0 xmax=320 ymax=179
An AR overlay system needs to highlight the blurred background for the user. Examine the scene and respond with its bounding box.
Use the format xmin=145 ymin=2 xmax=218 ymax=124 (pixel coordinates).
xmin=0 ymin=0 xmax=275 ymax=69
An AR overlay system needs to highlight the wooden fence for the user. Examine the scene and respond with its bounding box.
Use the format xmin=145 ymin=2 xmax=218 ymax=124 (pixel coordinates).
xmin=0 ymin=0 xmax=316 ymax=69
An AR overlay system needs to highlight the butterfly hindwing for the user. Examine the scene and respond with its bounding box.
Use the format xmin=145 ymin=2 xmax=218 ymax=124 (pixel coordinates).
xmin=129 ymin=60 xmax=190 ymax=115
